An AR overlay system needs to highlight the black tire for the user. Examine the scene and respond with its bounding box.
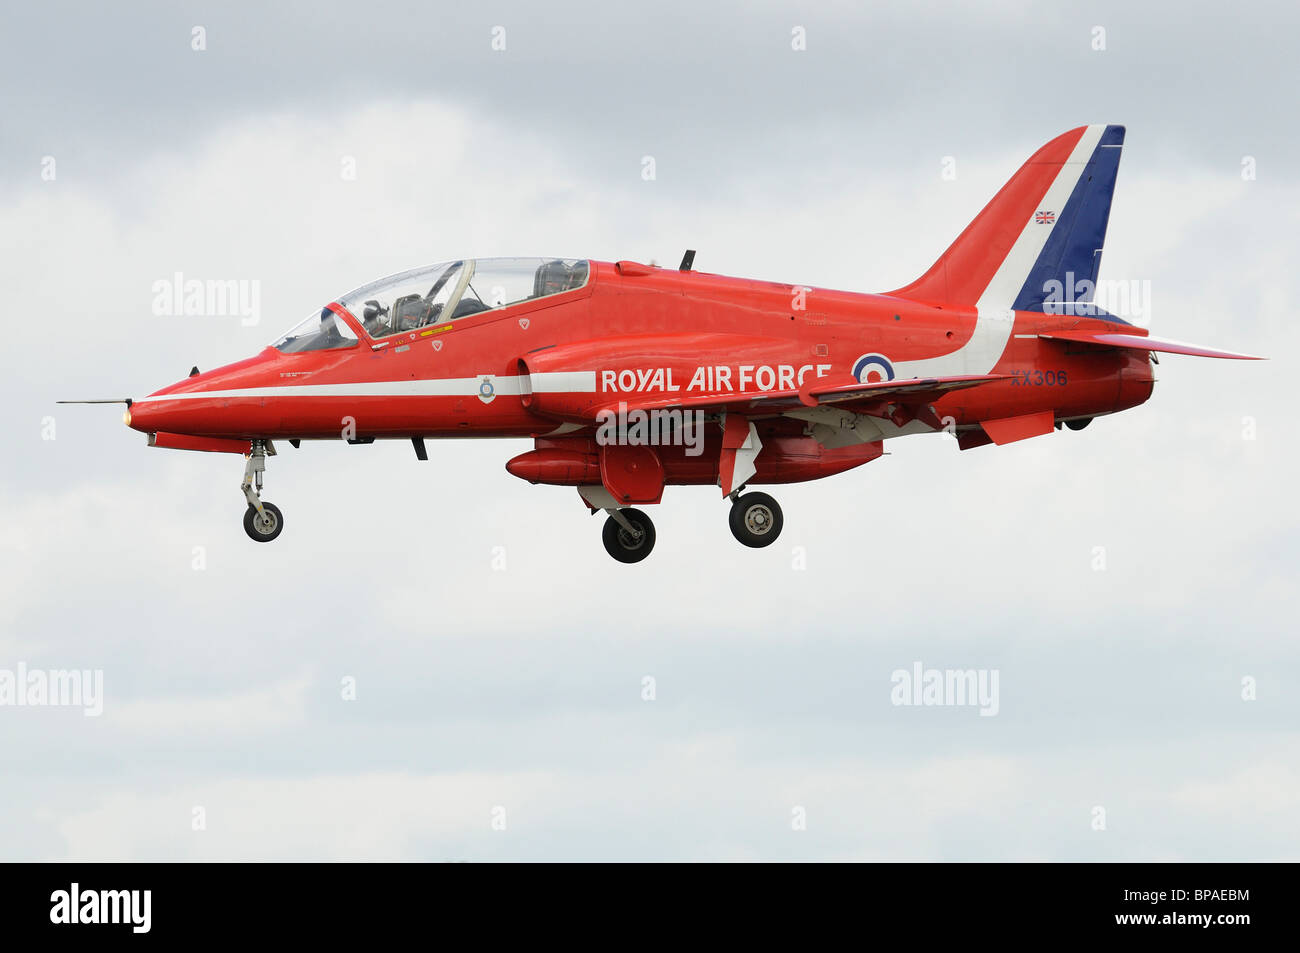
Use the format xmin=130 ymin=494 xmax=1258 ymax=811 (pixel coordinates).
xmin=243 ymin=501 xmax=284 ymax=542
xmin=729 ymin=492 xmax=783 ymax=548
xmin=602 ymin=508 xmax=656 ymax=563
xmin=1065 ymin=417 xmax=1092 ymax=432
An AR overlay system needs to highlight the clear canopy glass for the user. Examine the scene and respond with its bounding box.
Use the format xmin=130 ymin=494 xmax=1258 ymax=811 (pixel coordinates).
xmin=336 ymin=258 xmax=589 ymax=338
xmin=272 ymin=308 xmax=359 ymax=353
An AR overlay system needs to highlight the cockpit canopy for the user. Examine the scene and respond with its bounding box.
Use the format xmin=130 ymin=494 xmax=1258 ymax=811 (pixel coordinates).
xmin=273 ymin=308 xmax=358 ymax=354
xmin=272 ymin=257 xmax=590 ymax=352
xmin=342 ymin=257 xmax=589 ymax=338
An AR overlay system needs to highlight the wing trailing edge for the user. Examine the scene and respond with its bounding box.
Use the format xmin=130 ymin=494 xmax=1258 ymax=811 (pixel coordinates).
xmin=602 ymin=374 xmax=1010 ymax=419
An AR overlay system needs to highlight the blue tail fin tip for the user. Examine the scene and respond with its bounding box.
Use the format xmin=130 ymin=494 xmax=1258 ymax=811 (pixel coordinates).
xmin=1013 ymin=123 xmax=1126 ymax=317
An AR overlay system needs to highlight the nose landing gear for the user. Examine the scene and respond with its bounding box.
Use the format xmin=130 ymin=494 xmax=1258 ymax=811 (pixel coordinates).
xmin=243 ymin=501 xmax=284 ymax=542
xmin=241 ymin=439 xmax=284 ymax=542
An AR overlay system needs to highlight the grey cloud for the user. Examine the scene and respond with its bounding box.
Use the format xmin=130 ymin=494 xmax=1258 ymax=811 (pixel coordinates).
xmin=0 ymin=1 xmax=1295 ymax=861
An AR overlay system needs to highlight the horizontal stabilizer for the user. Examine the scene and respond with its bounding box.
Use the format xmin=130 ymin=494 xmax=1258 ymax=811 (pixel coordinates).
xmin=1040 ymin=330 xmax=1263 ymax=360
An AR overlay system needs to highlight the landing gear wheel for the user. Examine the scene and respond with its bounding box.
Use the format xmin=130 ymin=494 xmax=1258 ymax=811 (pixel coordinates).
xmin=602 ymin=508 xmax=656 ymax=563
xmin=243 ymin=502 xmax=284 ymax=543
xmin=729 ymin=492 xmax=783 ymax=548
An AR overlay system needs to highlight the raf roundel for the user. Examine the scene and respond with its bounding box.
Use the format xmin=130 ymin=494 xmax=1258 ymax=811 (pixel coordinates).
xmin=852 ymin=353 xmax=896 ymax=384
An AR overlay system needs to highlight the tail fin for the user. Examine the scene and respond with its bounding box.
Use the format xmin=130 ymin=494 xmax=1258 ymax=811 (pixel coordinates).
xmin=889 ymin=124 xmax=1125 ymax=313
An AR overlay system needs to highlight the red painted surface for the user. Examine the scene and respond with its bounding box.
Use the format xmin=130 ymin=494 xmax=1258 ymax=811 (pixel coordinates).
xmin=505 ymin=448 xmax=600 ymax=485
xmin=886 ymin=126 xmax=1086 ymax=307
xmin=149 ymin=432 xmax=252 ymax=454
xmin=128 ymin=271 xmax=1153 ymax=442
xmin=119 ymin=125 xmax=1259 ymax=515
xmin=981 ymin=411 xmax=1057 ymax=445
xmin=600 ymin=444 xmax=665 ymax=504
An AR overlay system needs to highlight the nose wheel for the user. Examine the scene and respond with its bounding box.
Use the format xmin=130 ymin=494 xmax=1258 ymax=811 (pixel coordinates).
xmin=729 ymin=491 xmax=783 ymax=548
xmin=244 ymin=501 xmax=284 ymax=542
xmin=240 ymin=439 xmax=285 ymax=543
xmin=602 ymin=507 xmax=656 ymax=563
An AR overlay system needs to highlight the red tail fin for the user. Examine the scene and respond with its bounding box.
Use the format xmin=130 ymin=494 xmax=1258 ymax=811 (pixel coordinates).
xmin=889 ymin=125 xmax=1123 ymax=312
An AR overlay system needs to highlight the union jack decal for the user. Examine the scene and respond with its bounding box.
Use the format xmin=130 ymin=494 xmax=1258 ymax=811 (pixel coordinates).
xmin=1035 ymin=210 xmax=1056 ymax=224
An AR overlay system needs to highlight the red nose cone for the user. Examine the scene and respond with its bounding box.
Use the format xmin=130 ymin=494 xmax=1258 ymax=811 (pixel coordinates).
xmin=125 ymin=382 xmax=198 ymax=434
xmin=124 ymin=401 xmax=157 ymax=433
xmin=127 ymin=350 xmax=278 ymax=439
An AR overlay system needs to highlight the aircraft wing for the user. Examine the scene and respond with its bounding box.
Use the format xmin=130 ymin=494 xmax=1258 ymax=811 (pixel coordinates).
xmin=798 ymin=374 xmax=1011 ymax=407
xmin=1039 ymin=330 xmax=1264 ymax=360
xmin=594 ymin=374 xmax=1008 ymax=497
xmin=602 ymin=373 xmax=1009 ymax=417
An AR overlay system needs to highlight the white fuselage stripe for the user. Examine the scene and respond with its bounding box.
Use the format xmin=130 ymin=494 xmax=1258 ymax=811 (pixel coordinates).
xmin=530 ymin=371 xmax=597 ymax=393
xmin=135 ymin=371 xmax=596 ymax=403
xmin=976 ymin=124 xmax=1105 ymax=312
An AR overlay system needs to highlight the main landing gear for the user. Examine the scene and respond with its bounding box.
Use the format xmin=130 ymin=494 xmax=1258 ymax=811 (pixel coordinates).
xmin=728 ymin=489 xmax=784 ymax=548
xmin=241 ymin=439 xmax=284 ymax=543
xmin=596 ymin=489 xmax=786 ymax=563
xmin=602 ymin=507 xmax=656 ymax=563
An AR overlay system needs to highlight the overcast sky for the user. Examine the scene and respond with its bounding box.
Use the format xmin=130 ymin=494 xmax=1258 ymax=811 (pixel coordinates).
xmin=0 ymin=0 xmax=1296 ymax=861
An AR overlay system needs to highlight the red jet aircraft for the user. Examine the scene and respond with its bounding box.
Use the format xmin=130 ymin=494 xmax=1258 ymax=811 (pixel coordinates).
xmin=66 ymin=124 xmax=1260 ymax=562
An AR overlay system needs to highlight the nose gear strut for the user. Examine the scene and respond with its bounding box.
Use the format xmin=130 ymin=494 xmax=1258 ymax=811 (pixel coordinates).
xmin=241 ymin=439 xmax=284 ymax=542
